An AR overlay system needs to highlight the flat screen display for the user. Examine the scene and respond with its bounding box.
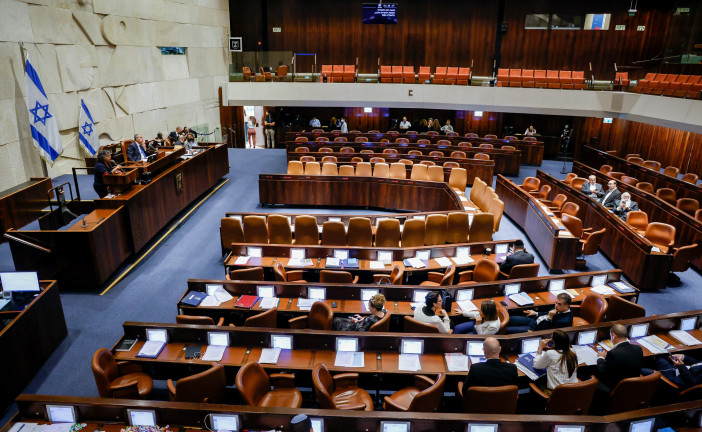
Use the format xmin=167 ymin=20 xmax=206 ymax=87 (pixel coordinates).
xmin=127 ymin=410 xmax=157 ymax=426
xmin=401 ymin=339 xmax=423 ymax=354
xmin=0 ymin=272 xmax=40 ymax=292
xmin=362 ymin=3 xmax=398 ymax=24
xmin=212 ymin=414 xmax=239 ymax=432
xmin=47 ymin=405 xmax=76 ymax=423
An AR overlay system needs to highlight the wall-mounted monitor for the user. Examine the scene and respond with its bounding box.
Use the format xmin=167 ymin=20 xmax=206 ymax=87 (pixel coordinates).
xmin=211 ymin=414 xmax=239 ymax=432
xmin=629 ymin=418 xmax=655 ymax=432
xmin=362 ymin=3 xmax=398 ymax=25
xmin=401 ymin=339 xmax=423 ymax=354
xmin=127 ymin=409 xmax=157 ymax=426
xmin=630 ymin=323 xmax=649 ymax=339
xmin=146 ymin=329 xmax=168 ymax=342
xmin=380 ymin=421 xmax=410 ymax=432
xmin=271 ymin=334 xmax=293 ymax=350
xmin=47 ymin=405 xmax=77 ymax=423
xmin=467 ymin=424 xmax=498 ymax=432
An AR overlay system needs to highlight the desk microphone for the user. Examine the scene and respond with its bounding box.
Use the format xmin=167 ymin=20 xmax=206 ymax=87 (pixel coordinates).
xmin=82 ymin=218 xmax=88 ymax=227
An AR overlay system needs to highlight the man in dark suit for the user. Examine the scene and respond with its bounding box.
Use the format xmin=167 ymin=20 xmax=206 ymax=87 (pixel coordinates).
xmin=596 ymin=324 xmax=644 ymax=392
xmin=499 ymin=239 xmax=535 ymax=275
xmin=168 ymin=126 xmax=182 ymax=142
xmin=127 ymin=134 xmax=149 ymax=162
xmin=463 ymin=337 xmax=518 ymax=389
xmin=600 ymin=180 xmax=621 ymax=208
xmin=643 ymin=354 xmax=702 ymax=389
xmin=581 ymin=175 xmax=604 ymax=199
xmin=506 ymin=293 xmax=573 ymax=334
xmin=613 ymin=192 xmax=639 ymax=220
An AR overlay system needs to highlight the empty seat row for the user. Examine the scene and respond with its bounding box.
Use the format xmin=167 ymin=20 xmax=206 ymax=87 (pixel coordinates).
xmin=616 ymin=159 xmax=699 ymax=185
xmin=319 ymin=65 xmax=356 ymax=83
xmin=469 ymin=177 xmax=504 ymax=232
xmin=496 ymin=69 xmax=587 ymax=89
xmin=630 ymin=73 xmax=702 ymax=98
xmin=295 ymin=147 xmax=468 ymax=158
xmin=297 ymin=156 xmax=472 ymax=169
xmin=380 ymin=66 xmax=471 ymax=85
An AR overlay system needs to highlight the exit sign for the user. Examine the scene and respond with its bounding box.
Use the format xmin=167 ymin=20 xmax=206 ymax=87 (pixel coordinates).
xmin=676 ymin=7 xmax=690 ymax=13
xmin=615 ymin=25 xmax=626 ymax=30
xmin=637 ymin=26 xmax=646 ymax=31
xmin=272 ymin=27 xmax=281 ymax=33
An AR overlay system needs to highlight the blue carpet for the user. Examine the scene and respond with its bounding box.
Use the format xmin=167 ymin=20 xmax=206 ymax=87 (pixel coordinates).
xmin=0 ymin=151 xmax=700 ymax=420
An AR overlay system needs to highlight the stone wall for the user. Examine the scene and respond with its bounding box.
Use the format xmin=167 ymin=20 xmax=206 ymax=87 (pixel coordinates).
xmin=0 ymin=0 xmax=230 ymax=191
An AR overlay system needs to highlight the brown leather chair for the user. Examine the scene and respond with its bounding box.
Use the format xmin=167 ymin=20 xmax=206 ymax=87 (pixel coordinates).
xmin=609 ymin=372 xmax=661 ymax=414
xmin=671 ymin=243 xmax=700 ymax=276
xmin=443 ymin=162 xmax=461 ymax=170
xmin=429 ymin=151 xmax=445 ymax=157
xmin=339 ymin=165 xmax=355 ymax=176
xmin=474 ymin=153 xmax=490 ymax=160
xmin=572 ymin=292 xmax=608 ymax=326
xmin=304 ymin=161 xmax=321 ymax=175
xmin=221 ymin=217 xmax=245 ymax=255
xmin=521 ymin=177 xmax=540 ymax=192
xmin=268 ymin=214 xmax=293 ymax=244
xmin=426 ymin=165 xmax=444 ymax=182
xmin=605 ymin=295 xmax=645 ymax=321
xmin=236 ymin=361 xmax=302 ymax=408
xmin=404 ymin=316 xmax=441 ymax=333
xmin=656 ymin=188 xmax=676 ymax=204
xmin=355 ymin=162 xmax=372 ymax=176
xmin=369 ymin=311 xmax=392 ymax=332
xmin=662 ymin=166 xmax=679 ymax=177
xmin=321 ymin=162 xmax=338 ymax=175
xmin=681 ymin=173 xmax=699 ymax=184
xmin=244 ymin=307 xmax=278 ymax=328
xmin=320 ymin=270 xmax=358 ymax=284
xmin=626 ymin=157 xmax=644 ymax=166
xmin=698 ymin=209 xmax=702 ymax=222
xmin=563 ymin=173 xmax=577 ymax=185
xmin=228 ymin=266 xmax=265 ymax=281
xmin=448 ymin=168 xmax=468 ymax=191
xmin=420 ymin=265 xmax=455 ymax=286
xmin=451 ymin=151 xmax=467 ymax=158
xmin=496 ymin=305 xmax=510 ymax=334
xmin=534 ymin=185 xmax=551 ymax=200
xmin=274 ymin=261 xmax=306 ymax=283
xmin=347 ymin=217 xmax=373 ymax=246
xmin=91 ymin=348 xmax=153 ymax=399
xmin=373 ymin=265 xmax=404 ymax=285
xmin=621 ymin=176 xmax=639 ymax=186
xmin=599 ymin=165 xmax=613 ymax=175
xmin=243 ymin=216 xmax=268 ymax=244
xmin=376 ymin=218 xmax=401 ymax=247
xmin=609 ymin=172 xmax=625 ymax=180
xmin=383 ymin=148 xmax=399 ymax=156
xmin=446 ymin=212 xmax=469 ymax=243
xmin=176 ymin=315 xmax=225 ymax=326
xmin=294 ymin=215 xmax=319 ymax=245
xmin=468 ymin=213 xmax=494 ymax=242
xmin=480 ymin=142 xmax=494 ymax=148
xmin=643 ymin=160 xmax=661 ymax=171
xmin=561 ymin=213 xmax=584 ymax=238
xmin=636 ymin=182 xmax=654 ymax=194
xmin=318 ymin=147 xmax=333 ymax=153
xmin=643 ymin=222 xmax=676 ymax=253
xmin=299 ymin=155 xmax=315 ymax=163
xmin=676 ymin=198 xmax=700 ymax=215
xmin=502 ymin=145 xmax=516 ymax=150
xmin=560 ymin=202 xmax=580 ymax=217
xmin=167 ymin=364 xmax=226 ymax=403
xmin=545 ymin=194 xmax=567 ymax=210
xmin=425 ymin=214 xmax=448 ymax=245
xmin=289 ymin=301 xmax=333 ymax=330
xmin=401 ymin=218 xmax=426 ymax=247
xmin=500 ymin=263 xmax=539 ymax=280
xmin=287 ymin=160 xmax=304 ymax=175
xmin=458 ymin=259 xmax=499 ymax=284
xmin=577 ymin=227 xmax=606 ymax=268
xmin=570 ymin=177 xmax=588 ymax=191
xmin=312 ymin=363 xmax=374 ymax=411
xmin=383 ymin=374 xmax=445 ymax=412
xmin=321 ymin=221 xmax=347 ymax=246
xmin=373 ymin=163 xmax=390 ymax=178
xmin=626 ymin=211 xmax=649 ymax=231
xmin=389 ymin=162 xmax=407 ymax=179
xmin=458 ymin=383 xmax=518 ymax=414
xmin=408 ymin=150 xmax=423 ymax=156
xmin=410 ymin=163 xmax=428 ymax=181
xmin=242 ymin=66 xmax=253 ymax=81
xmin=529 ymin=377 xmax=598 ymax=414
xmin=340 ymin=146 xmax=354 ymax=153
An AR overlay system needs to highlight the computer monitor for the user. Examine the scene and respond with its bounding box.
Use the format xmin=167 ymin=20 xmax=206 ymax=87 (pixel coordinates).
xmin=271 ymin=335 xmax=293 ymax=350
xmin=455 ymin=247 xmax=470 ymax=258
xmin=415 ymin=250 xmax=431 ymax=260
xmin=467 ymin=424 xmax=498 ymax=432
xmin=629 ymin=323 xmax=649 ymax=339
xmin=291 ymin=248 xmax=305 ymax=259
xmin=591 ymin=274 xmax=608 ymax=287
xmin=378 ymin=250 xmax=393 ymax=263
xmin=522 ymin=338 xmax=540 ymax=354
xmin=46 ymin=405 xmax=76 ymax=423
xmin=211 ymin=414 xmax=239 ymax=432
xmin=257 ymin=286 xmax=275 ymax=298
xmin=577 ymin=330 xmax=597 ymax=346
xmin=504 ymin=284 xmax=521 ymax=296
xmin=361 ymin=289 xmax=379 ymax=302
xmin=401 ymin=339 xmax=424 ymax=355
xmin=127 ymin=409 xmax=157 ymax=426
xmin=310 ymin=418 xmax=324 ymax=432
xmin=308 ymin=287 xmax=326 ymax=300
xmin=467 ymin=341 xmax=484 ymax=357
xmin=208 ymin=332 xmax=229 ymax=347
xmin=380 ymin=421 xmax=410 ymax=432
xmin=549 ymin=279 xmax=565 ymax=292
xmin=327 ymin=217 xmax=341 ymax=222
xmin=412 ymin=290 xmax=429 ymax=303
xmin=247 ymin=247 xmax=262 ymax=258
xmin=554 ymin=426 xmax=585 ymax=432
xmin=336 ymin=337 xmax=359 ymax=352
xmin=0 ymin=272 xmax=40 ymax=292
xmin=629 ymin=418 xmax=655 ymax=432
xmin=680 ymin=317 xmax=698 ymax=331
xmin=334 ymin=249 xmax=349 ymax=259
xmin=206 ymin=284 xmax=223 ymax=296
xmin=456 ymin=289 xmax=474 ymax=302
xmin=495 ymin=244 xmax=509 ymax=254
xmin=146 ymin=329 xmax=167 ymax=342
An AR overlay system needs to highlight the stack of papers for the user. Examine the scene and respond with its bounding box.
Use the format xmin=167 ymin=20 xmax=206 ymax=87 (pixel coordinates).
xmin=398 ymin=354 xmax=421 ymax=371
xmin=259 ymin=348 xmax=282 ymax=364
xmin=297 ymin=298 xmax=317 ymax=310
xmin=669 ymin=330 xmax=702 ymax=346
xmin=326 ymin=257 xmax=341 ymax=268
xmin=598 ymin=340 xmax=613 ymax=351
xmin=610 ymin=281 xmax=636 ymax=293
xmin=200 ymin=295 xmax=222 ymax=307
xmin=202 ymin=345 xmax=226 ymax=361
xmin=369 ymin=261 xmax=386 ymax=269
xmin=435 ymin=257 xmax=453 ymax=266
xmin=592 ymin=285 xmax=616 ymax=295
xmin=572 ymin=345 xmax=598 ymax=366
xmin=457 ymin=300 xmax=478 ymax=313
xmin=288 ymin=258 xmax=313 ymax=267
xmin=234 ymin=256 xmax=250 ymax=265
xmin=452 ymin=255 xmax=474 ymax=265
xmin=638 ymin=335 xmax=671 ymax=354
xmin=259 ymin=297 xmax=280 ymax=309
xmin=549 ymin=289 xmax=576 ymax=298
xmin=459 ymin=196 xmax=468 ymax=202
xmin=335 ymin=351 xmax=365 ymax=368
xmin=445 ymin=353 xmax=469 ymax=372
xmin=404 ymin=258 xmax=426 ymax=269
xmin=508 ymin=292 xmax=534 ymax=306
xmin=137 ymin=341 xmax=165 ymax=358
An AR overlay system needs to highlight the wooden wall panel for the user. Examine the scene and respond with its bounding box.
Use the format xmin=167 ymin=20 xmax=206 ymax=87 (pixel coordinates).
xmin=456 ymin=111 xmax=503 ymax=137
xmin=344 ymin=107 xmax=390 ymax=132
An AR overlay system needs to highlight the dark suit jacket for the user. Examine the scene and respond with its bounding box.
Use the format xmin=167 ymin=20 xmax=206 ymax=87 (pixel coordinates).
xmin=127 ymin=142 xmax=147 ymax=162
xmin=596 ymin=341 xmax=644 ymax=391
xmin=499 ymin=250 xmax=535 ymax=274
xmin=582 ymin=182 xmax=604 ymax=197
xmin=613 ymin=200 xmax=639 ymax=218
xmin=600 ymin=188 xmax=621 ymax=208
xmin=535 ymin=309 xmax=573 ymax=331
xmin=168 ymin=131 xmax=178 ymax=141
xmin=464 ymin=358 xmax=518 ymax=389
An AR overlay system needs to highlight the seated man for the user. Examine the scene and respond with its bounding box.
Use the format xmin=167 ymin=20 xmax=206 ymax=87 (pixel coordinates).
xmin=506 ymin=292 xmax=573 ymax=334
xmin=582 ymin=175 xmax=604 ymax=199
xmin=643 ymin=353 xmax=702 ymax=389
xmin=600 ymin=180 xmax=621 ymax=208
xmin=612 ymin=192 xmax=639 ymax=219
xmin=412 ymin=291 xmax=450 ymax=334
xmin=499 ymin=240 xmax=535 ymax=275
xmin=127 ymin=134 xmax=149 ymax=162
xmin=596 ymin=323 xmax=644 ymax=392
xmin=463 ymin=337 xmax=518 ymax=388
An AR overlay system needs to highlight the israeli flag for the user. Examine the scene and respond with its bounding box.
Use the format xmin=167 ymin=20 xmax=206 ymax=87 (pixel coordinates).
xmin=78 ymin=99 xmax=97 ymax=156
xmin=24 ymin=58 xmax=63 ymax=165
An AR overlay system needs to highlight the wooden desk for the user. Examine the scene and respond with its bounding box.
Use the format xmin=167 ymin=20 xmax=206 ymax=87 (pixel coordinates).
xmin=10 ymin=394 xmax=702 ymax=432
xmin=0 ymin=177 xmax=52 ymax=242
xmin=0 ymin=281 xmax=66 ymax=413
xmin=535 ymin=170 xmax=672 ymax=291
xmin=573 ymin=161 xmax=702 ymax=271
xmin=259 ymin=174 xmax=467 ymax=212
xmin=6 ymin=144 xmax=229 ymax=290
xmin=578 ymin=146 xmax=702 ymax=202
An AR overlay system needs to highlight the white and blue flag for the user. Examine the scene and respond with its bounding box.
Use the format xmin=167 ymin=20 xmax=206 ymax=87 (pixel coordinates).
xmin=24 ymin=58 xmax=63 ymax=165
xmin=78 ymin=99 xmax=97 ymax=156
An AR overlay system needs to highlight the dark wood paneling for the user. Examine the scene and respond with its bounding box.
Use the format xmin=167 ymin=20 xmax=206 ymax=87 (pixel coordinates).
xmin=0 ymin=178 xmax=52 ymax=241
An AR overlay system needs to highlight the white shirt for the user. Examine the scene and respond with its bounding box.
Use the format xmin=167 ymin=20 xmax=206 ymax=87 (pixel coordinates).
xmin=399 ymin=120 xmax=411 ymax=130
xmin=340 ymin=121 xmax=348 ymax=133
xmin=459 ymin=310 xmax=500 ymax=335
xmin=601 ymin=188 xmax=617 ymax=205
xmin=413 ymin=306 xmax=450 ymax=334
xmin=441 ymin=124 xmax=454 ymax=132
xmin=310 ymin=119 xmax=321 ymax=127
xmin=533 ymin=349 xmax=578 ymax=389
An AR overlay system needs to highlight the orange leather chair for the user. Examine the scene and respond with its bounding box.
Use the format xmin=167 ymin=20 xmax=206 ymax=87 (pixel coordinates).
xmin=656 ymin=188 xmax=676 ymax=204
xmin=614 ymin=72 xmax=630 ymax=89
xmin=236 ymin=362 xmax=302 ymax=408
xmin=626 ymin=211 xmax=649 ymax=231
xmin=534 ymin=70 xmax=547 ymax=88
xmin=670 ymin=244 xmax=700 ymax=279
xmin=448 ymin=168 xmax=468 ymax=192
xmin=451 ymin=151 xmax=467 ymax=158
xmin=425 ymin=214 xmax=448 ymax=245
xmin=458 ymin=383 xmax=518 ymax=414
xmin=391 ymin=66 xmax=403 ymax=83
xmin=468 ymin=213 xmax=494 ymax=242
xmin=446 ymin=212 xmax=469 ymax=243
xmin=268 ymin=214 xmax=293 ymax=244
xmin=384 ymin=374 xmax=446 ymax=412
xmin=420 ymin=265 xmax=455 ymax=287
xmin=605 ymin=295 xmax=645 ymax=321
xmin=294 ymin=215 xmax=319 ymax=245
xmin=404 ymin=316 xmax=441 ymax=333
xmin=274 ymin=261 xmax=306 ymax=283
xmin=343 ymin=65 xmax=355 ymax=83
xmin=220 ymin=217 xmax=244 ymax=254
xmin=403 ymin=66 xmax=415 ymax=83
xmin=320 ymin=270 xmax=358 ymax=284
xmin=457 ymin=67 xmax=471 ymax=85
xmin=244 ymin=307 xmax=278 ymax=328
xmin=458 ymin=142 xmax=473 ymax=147
xmin=560 ymin=202 xmax=580 ymax=217
xmin=379 ymin=65 xmax=392 ymax=83
xmin=347 ymin=217 xmax=373 ymax=246
xmin=609 ymin=172 xmax=625 ymax=180
xmin=570 ymin=177 xmax=587 ymax=191
xmin=294 ymin=146 xmax=310 ymax=152
xmin=676 ymin=198 xmax=700 ymax=215
xmin=401 ymin=219 xmax=426 ymax=247
xmin=563 ymin=173 xmax=577 ymax=185
xmin=287 ymin=161 xmax=304 ymax=175
xmin=167 ymin=364 xmax=226 ymax=403
xmin=373 ymin=265 xmax=404 ymax=285
xmin=533 ymin=185 xmax=551 ymax=200
xmin=530 ymin=377 xmax=598 ymax=414
xmin=643 ymin=160 xmax=661 ymax=171
xmin=561 ymin=213 xmax=584 ymax=238
xmin=636 ymin=182 xmax=654 ymax=194
xmin=376 ymin=218 xmax=401 ymax=247
xmin=572 ymin=292 xmax=608 ymax=326
xmin=355 ymin=137 xmax=369 ymax=143
xmin=662 ymin=166 xmax=679 ymax=177
xmin=681 ymin=173 xmax=699 ymax=184
xmin=474 ymin=153 xmax=490 ymax=160
xmin=621 ymin=175 xmax=639 ymax=186
xmin=321 ymin=221 xmax=346 ymax=246
xmin=313 ymin=363 xmax=374 ymax=410
xmin=288 ymin=301 xmax=333 ymax=330
xmin=521 ymin=177 xmax=540 ymax=192
xmin=600 ymin=165 xmax=613 ymax=175
xmin=176 ymin=315 xmax=225 ymax=326
xmin=697 ymin=209 xmax=702 ymax=222
xmin=545 ymin=194 xmax=567 ymax=210
xmin=243 ymin=216 xmax=268 ymax=243
xmin=458 ymin=259 xmax=499 ymax=284
xmin=242 ymin=66 xmax=253 ymax=81
xmin=369 ymin=311 xmax=392 ymax=332
xmin=577 ymin=228 xmax=606 ymax=268
xmin=644 ymin=222 xmax=676 ymax=253
xmin=418 ymin=66 xmax=431 ymax=83
xmin=274 ymin=65 xmax=288 ymax=81
xmin=609 ymin=372 xmax=661 ymax=414
xmin=92 ymin=348 xmax=153 ymax=399
xmin=499 ymin=263 xmax=539 ymax=280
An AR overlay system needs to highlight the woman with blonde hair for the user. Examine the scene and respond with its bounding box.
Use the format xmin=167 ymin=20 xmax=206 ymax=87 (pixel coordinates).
xmin=333 ymin=294 xmax=386 ymax=331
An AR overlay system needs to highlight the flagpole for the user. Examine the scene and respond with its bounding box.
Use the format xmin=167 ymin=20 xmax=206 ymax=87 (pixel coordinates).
xmin=20 ymin=43 xmax=49 ymax=177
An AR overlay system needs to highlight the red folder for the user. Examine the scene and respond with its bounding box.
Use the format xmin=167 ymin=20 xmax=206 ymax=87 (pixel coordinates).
xmin=234 ymin=295 xmax=259 ymax=309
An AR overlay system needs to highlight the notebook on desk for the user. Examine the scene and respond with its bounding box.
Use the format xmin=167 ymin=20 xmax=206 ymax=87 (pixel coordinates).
xmin=342 ymin=258 xmax=359 ymax=269
xmin=182 ymin=291 xmax=206 ymax=307
xmin=516 ymin=353 xmax=547 ymax=380
xmin=234 ymin=295 xmax=259 ymax=309
xmin=609 ymin=281 xmax=636 ymax=294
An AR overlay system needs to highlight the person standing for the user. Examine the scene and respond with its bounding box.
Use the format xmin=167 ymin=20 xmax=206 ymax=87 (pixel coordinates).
xmin=339 ymin=117 xmax=348 ymax=133
xmin=247 ymin=116 xmax=258 ymax=148
xmin=264 ymin=111 xmax=276 ymax=149
xmin=560 ymin=125 xmax=572 ymax=153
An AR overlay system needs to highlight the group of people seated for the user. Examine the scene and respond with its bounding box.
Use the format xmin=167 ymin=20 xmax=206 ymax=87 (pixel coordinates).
xmin=398 ymin=116 xmax=455 ymax=134
xmin=166 ymin=126 xmax=199 ymax=152
xmin=581 ymin=175 xmax=639 ymax=219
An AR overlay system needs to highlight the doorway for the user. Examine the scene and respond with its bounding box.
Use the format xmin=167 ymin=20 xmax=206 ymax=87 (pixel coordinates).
xmin=243 ymin=106 xmax=264 ymax=148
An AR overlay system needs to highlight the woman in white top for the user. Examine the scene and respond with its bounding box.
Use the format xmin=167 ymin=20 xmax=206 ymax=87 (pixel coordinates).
xmin=524 ymin=125 xmax=537 ymax=136
xmin=533 ymin=330 xmax=578 ymax=392
xmin=412 ymin=291 xmax=450 ymax=334
xmin=454 ymin=299 xmax=501 ymax=334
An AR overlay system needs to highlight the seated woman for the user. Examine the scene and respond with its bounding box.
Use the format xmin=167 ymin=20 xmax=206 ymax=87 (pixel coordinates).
xmin=333 ymin=294 xmax=386 ymax=331
xmin=93 ymin=150 xmax=122 ymax=198
xmin=533 ymin=330 xmax=578 ymax=394
xmin=413 ymin=291 xmax=450 ymax=334
xmin=454 ymin=299 xmax=501 ymax=334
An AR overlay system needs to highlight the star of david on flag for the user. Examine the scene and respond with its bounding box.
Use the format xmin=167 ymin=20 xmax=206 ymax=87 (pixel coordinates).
xmin=24 ymin=57 xmax=63 ymax=165
xmin=78 ymin=98 xmax=98 ymax=156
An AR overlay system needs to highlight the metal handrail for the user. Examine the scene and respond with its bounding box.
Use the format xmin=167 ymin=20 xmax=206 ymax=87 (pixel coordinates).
xmin=3 ymin=232 xmax=52 ymax=253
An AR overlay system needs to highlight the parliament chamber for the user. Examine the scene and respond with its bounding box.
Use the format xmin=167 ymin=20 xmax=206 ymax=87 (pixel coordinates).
xmin=2 ymin=1 xmax=702 ymax=432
